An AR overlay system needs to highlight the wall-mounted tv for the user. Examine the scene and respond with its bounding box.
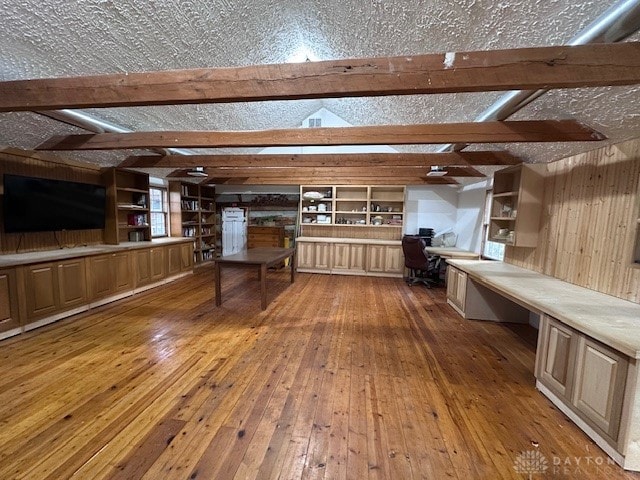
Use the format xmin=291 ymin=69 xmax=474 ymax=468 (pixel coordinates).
xmin=3 ymin=174 xmax=106 ymax=233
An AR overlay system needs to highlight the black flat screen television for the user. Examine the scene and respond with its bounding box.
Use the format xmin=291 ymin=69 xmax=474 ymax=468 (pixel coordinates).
xmin=3 ymin=174 xmax=106 ymax=233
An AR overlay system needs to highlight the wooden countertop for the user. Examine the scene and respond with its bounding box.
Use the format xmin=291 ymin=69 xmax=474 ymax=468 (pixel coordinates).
xmin=425 ymin=247 xmax=480 ymax=259
xmin=0 ymin=237 xmax=194 ymax=268
xmin=447 ymin=259 xmax=640 ymax=359
xmin=296 ymin=236 xmax=401 ymax=245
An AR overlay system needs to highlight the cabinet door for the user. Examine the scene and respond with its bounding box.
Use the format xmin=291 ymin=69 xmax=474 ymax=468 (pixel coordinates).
xmin=572 ymin=336 xmax=628 ymax=441
xmin=135 ymin=249 xmax=152 ymax=286
xmin=166 ymin=245 xmax=182 ymax=277
xmin=0 ymin=269 xmax=20 ymax=332
xmin=88 ymin=255 xmax=114 ymax=300
xmin=454 ymin=270 xmax=467 ymax=309
xmin=297 ymin=243 xmax=315 ymax=269
xmin=537 ymin=315 xmax=576 ymax=399
xmin=113 ymin=252 xmax=133 ymax=293
xmin=332 ymin=243 xmax=351 ymax=270
xmin=58 ymin=259 xmax=87 ymax=309
xmin=314 ymin=243 xmax=331 ymax=270
xmin=150 ymin=247 xmax=166 ymax=281
xmin=180 ymin=242 xmax=194 ymax=271
xmin=367 ymin=245 xmax=386 ymax=273
xmin=25 ymin=263 xmax=58 ymax=319
xmin=446 ymin=266 xmax=458 ymax=302
xmin=349 ymin=244 xmax=366 ymax=272
xmin=383 ymin=245 xmax=403 ymax=273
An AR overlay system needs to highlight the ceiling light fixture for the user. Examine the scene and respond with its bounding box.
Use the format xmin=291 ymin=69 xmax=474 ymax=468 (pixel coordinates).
xmin=187 ymin=166 xmax=208 ymax=177
xmin=426 ymin=166 xmax=448 ymax=177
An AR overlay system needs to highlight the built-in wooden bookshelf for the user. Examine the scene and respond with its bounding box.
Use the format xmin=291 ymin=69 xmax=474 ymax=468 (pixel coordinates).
xmin=489 ymin=164 xmax=543 ymax=248
xmin=169 ymin=181 xmax=216 ymax=264
xmin=300 ymin=185 xmax=405 ymax=228
xmin=105 ymin=169 xmax=151 ymax=245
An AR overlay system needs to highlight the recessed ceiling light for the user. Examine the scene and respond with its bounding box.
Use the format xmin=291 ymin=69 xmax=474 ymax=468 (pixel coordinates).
xmin=427 ymin=166 xmax=448 ymax=177
xmin=187 ymin=166 xmax=208 ymax=177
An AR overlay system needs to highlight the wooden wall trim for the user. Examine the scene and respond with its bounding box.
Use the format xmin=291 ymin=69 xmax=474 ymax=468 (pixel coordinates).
xmin=505 ymin=137 xmax=640 ymax=304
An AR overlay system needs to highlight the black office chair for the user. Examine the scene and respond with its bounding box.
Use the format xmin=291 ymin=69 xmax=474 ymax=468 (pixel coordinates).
xmin=401 ymin=235 xmax=441 ymax=288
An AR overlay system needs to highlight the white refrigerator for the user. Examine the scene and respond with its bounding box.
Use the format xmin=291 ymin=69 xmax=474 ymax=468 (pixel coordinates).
xmin=221 ymin=207 xmax=248 ymax=256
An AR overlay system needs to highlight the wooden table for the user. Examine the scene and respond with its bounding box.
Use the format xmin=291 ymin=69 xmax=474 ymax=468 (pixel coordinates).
xmin=214 ymin=247 xmax=296 ymax=310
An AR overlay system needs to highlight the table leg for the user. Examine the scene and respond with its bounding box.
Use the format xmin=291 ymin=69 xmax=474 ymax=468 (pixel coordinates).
xmin=215 ymin=261 xmax=222 ymax=306
xmin=260 ymin=263 xmax=267 ymax=310
xmin=290 ymin=250 xmax=296 ymax=283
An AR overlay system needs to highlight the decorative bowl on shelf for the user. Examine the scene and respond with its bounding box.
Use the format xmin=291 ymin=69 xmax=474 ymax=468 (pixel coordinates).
xmin=302 ymin=191 xmax=324 ymax=200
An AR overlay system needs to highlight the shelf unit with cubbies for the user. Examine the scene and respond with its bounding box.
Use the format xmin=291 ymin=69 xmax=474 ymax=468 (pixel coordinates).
xmin=169 ymin=181 xmax=217 ymax=264
xmin=489 ymin=164 xmax=543 ymax=248
xmin=199 ymin=185 xmax=216 ymax=263
xmin=300 ymin=185 xmax=405 ymax=228
xmin=104 ymin=169 xmax=151 ymax=245
xmin=369 ymin=186 xmax=405 ymax=227
xmin=334 ymin=186 xmax=369 ymax=225
xmin=300 ymin=186 xmax=334 ymax=226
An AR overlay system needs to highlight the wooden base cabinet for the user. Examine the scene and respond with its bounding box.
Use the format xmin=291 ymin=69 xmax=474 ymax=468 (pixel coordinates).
xmin=537 ymin=315 xmax=576 ymax=399
xmin=296 ymin=240 xmax=403 ymax=277
xmin=24 ymin=259 xmax=87 ymax=321
xmin=135 ymin=247 xmax=166 ymax=287
xmin=446 ymin=265 xmax=529 ymax=323
xmin=166 ymin=242 xmax=194 ymax=277
xmin=2 ymin=241 xmax=194 ymax=341
xmin=57 ymin=259 xmax=87 ymax=309
xmin=0 ymin=269 xmax=20 ymax=334
xmin=297 ymin=242 xmax=316 ymax=270
xmin=313 ymin=243 xmax=332 ymax=271
xmin=572 ymin=335 xmax=628 ymax=441
xmin=332 ymin=243 xmax=366 ymax=274
xmin=366 ymin=244 xmax=403 ymax=277
xmin=536 ymin=314 xmax=629 ymax=450
xmin=24 ymin=263 xmax=58 ymax=320
xmin=88 ymin=252 xmax=134 ymax=302
xmin=446 ymin=265 xmax=467 ymax=314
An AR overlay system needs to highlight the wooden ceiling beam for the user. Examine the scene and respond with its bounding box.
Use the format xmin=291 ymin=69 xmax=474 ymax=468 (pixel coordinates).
xmin=120 ymin=151 xmax=521 ymax=168
xmin=167 ymin=166 xmax=484 ymax=178
xmin=1 ymin=42 xmax=639 ymax=112
xmin=36 ymin=120 xmax=604 ymax=151
xmin=202 ymin=177 xmax=459 ymax=185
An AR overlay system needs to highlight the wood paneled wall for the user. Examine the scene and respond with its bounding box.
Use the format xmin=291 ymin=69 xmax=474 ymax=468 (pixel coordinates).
xmin=0 ymin=147 xmax=105 ymax=254
xmin=506 ymin=138 xmax=640 ymax=304
xmin=300 ymin=225 xmax=402 ymax=240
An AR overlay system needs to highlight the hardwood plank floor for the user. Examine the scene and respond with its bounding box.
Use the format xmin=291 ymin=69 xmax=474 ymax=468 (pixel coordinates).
xmin=0 ymin=266 xmax=638 ymax=479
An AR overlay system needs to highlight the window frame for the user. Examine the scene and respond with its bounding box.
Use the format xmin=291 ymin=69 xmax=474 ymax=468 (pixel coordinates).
xmin=481 ymin=188 xmax=505 ymax=261
xmin=149 ymin=186 xmax=168 ymax=238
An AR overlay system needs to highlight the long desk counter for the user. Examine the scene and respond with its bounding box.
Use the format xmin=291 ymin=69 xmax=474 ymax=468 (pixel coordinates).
xmin=424 ymin=247 xmax=480 ymax=260
xmin=447 ymin=259 xmax=640 ymax=359
xmin=0 ymin=238 xmax=195 ymax=341
xmin=0 ymin=237 xmax=193 ymax=268
xmin=446 ymin=259 xmax=640 ymax=471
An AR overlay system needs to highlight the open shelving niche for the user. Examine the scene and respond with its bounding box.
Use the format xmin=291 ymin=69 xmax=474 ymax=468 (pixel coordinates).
xmin=300 ymin=185 xmax=405 ymax=228
xmin=105 ymin=169 xmax=151 ymax=245
xmin=169 ymin=181 xmax=216 ymax=264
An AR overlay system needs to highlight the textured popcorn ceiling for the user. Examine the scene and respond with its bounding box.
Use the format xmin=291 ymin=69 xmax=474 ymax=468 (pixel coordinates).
xmin=0 ymin=0 xmax=638 ymax=178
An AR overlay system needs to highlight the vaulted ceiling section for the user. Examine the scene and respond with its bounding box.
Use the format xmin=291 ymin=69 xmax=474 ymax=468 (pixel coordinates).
xmin=0 ymin=0 xmax=639 ymax=184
